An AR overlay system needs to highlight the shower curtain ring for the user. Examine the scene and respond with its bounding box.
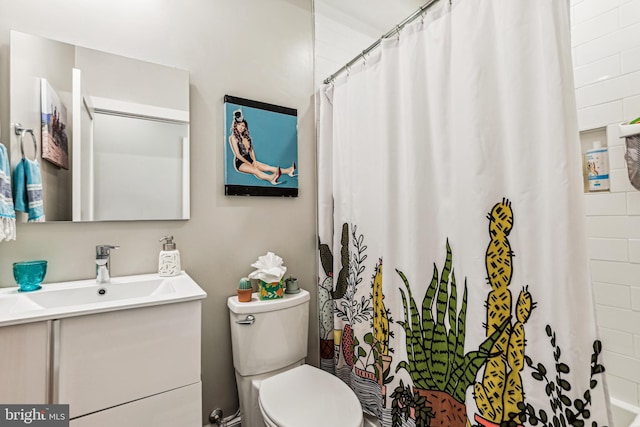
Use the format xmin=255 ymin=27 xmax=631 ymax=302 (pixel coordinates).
xmin=361 ymin=51 xmax=367 ymax=66
xmin=396 ymin=25 xmax=401 ymax=41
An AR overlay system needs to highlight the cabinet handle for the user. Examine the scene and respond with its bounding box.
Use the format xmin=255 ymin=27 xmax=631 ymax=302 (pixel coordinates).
xmin=235 ymin=315 xmax=255 ymax=325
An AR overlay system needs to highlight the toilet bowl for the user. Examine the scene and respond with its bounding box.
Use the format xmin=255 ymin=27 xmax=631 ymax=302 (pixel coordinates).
xmin=227 ymin=289 xmax=363 ymax=427
xmin=259 ymin=364 xmax=363 ymax=427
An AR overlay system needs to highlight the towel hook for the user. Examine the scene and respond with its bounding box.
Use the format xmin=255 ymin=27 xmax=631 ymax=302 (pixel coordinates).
xmin=14 ymin=123 xmax=37 ymax=161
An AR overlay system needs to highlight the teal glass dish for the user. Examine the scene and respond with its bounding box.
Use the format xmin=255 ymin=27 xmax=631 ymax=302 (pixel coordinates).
xmin=13 ymin=260 xmax=47 ymax=292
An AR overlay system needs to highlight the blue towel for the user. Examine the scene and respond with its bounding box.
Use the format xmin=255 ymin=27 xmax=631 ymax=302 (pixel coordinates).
xmin=13 ymin=157 xmax=45 ymax=222
xmin=0 ymin=143 xmax=16 ymax=240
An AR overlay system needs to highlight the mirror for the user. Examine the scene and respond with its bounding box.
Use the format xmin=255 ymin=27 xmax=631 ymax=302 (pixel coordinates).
xmin=9 ymin=31 xmax=190 ymax=222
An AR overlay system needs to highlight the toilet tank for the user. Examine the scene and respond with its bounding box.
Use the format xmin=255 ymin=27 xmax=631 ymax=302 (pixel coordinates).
xmin=227 ymin=289 xmax=310 ymax=377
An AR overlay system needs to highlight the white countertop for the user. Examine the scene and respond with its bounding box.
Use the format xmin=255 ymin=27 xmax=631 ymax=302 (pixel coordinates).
xmin=0 ymin=271 xmax=207 ymax=327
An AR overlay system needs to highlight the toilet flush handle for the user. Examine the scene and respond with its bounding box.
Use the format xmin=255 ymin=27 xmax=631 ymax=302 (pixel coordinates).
xmin=236 ymin=315 xmax=255 ymax=325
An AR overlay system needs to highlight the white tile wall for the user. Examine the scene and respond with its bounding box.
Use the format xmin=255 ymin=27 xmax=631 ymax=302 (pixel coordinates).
xmin=598 ymin=327 xmax=635 ymax=356
xmin=593 ymin=281 xmax=632 ymax=307
xmin=628 ymin=239 xmax=640 ymax=262
xmin=573 ymin=54 xmax=620 ymax=88
xmin=628 ymin=216 xmax=640 ymax=238
xmin=611 ymin=168 xmax=637 ymax=192
xmin=576 ymin=71 xmax=640 ymax=110
xmin=607 ymin=374 xmax=640 ymax=402
xmin=623 ymin=46 xmax=640 ymax=74
xmin=574 ymin=31 xmax=622 ymax=67
xmin=573 ymin=0 xmax=640 ymax=403
xmin=603 ymin=351 xmax=640 ymax=383
xmin=588 ymin=239 xmax=629 ymax=261
xmin=620 ymin=0 xmax=640 ymax=28
xmin=572 ymin=9 xmax=619 ymax=47
xmin=609 ymin=144 xmax=627 ymax=169
xmin=585 ymin=192 xmax=627 ymax=215
xmin=577 ymin=100 xmax=623 ymax=130
xmin=572 ymin=0 xmax=621 ymax=25
xmin=624 ymin=95 xmax=640 ymax=121
xmin=628 ymin=193 xmax=640 ymax=214
xmin=596 ymin=305 xmax=640 ymax=334
xmin=632 ymin=287 xmax=640 ymax=310
xmin=607 ymin=122 xmax=625 ymax=147
xmin=574 ymin=22 xmax=640 ymax=67
xmin=585 ymin=216 xmax=630 ymax=238
xmin=590 ymin=260 xmax=640 ymax=286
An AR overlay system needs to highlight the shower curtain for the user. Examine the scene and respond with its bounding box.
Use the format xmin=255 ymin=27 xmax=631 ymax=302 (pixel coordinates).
xmin=317 ymin=1 xmax=612 ymax=426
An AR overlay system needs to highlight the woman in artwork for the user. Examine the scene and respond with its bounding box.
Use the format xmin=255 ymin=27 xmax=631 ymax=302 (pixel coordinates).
xmin=229 ymin=109 xmax=296 ymax=185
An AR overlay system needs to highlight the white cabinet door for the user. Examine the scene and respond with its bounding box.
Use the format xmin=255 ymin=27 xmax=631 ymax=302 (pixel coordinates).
xmin=56 ymin=301 xmax=201 ymax=419
xmin=0 ymin=321 xmax=49 ymax=404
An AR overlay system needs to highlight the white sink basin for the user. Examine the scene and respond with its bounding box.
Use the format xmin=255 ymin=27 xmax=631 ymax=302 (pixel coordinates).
xmin=0 ymin=272 xmax=206 ymax=327
xmin=26 ymin=278 xmax=175 ymax=308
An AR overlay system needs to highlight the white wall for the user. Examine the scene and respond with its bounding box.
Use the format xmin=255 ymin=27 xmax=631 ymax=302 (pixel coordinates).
xmin=571 ymin=0 xmax=640 ymax=407
xmin=0 ymin=0 xmax=315 ymax=424
xmin=314 ymin=1 xmax=421 ymax=88
xmin=314 ymin=2 xmax=379 ymax=87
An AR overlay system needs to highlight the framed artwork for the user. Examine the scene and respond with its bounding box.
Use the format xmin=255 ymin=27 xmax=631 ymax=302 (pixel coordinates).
xmin=224 ymin=95 xmax=298 ymax=197
xmin=40 ymin=79 xmax=69 ymax=169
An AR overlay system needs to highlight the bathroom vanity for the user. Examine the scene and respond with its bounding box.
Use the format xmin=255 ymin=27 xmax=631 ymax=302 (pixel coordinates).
xmin=0 ymin=272 xmax=206 ymax=427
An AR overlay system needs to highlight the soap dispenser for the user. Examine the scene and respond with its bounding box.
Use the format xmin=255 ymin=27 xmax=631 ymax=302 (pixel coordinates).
xmin=158 ymin=236 xmax=181 ymax=277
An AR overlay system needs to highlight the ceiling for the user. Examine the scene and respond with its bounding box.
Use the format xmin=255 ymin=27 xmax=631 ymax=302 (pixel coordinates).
xmin=317 ymin=0 xmax=426 ymax=33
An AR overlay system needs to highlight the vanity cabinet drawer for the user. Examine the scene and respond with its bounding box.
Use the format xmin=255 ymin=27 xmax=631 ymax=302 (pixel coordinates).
xmin=56 ymin=301 xmax=201 ymax=419
xmin=70 ymin=382 xmax=201 ymax=427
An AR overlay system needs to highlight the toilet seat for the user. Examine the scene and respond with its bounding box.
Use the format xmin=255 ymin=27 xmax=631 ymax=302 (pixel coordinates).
xmin=258 ymin=364 xmax=363 ymax=427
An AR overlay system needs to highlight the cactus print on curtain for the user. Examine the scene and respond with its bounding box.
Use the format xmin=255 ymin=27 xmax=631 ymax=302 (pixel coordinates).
xmin=316 ymin=1 xmax=611 ymax=426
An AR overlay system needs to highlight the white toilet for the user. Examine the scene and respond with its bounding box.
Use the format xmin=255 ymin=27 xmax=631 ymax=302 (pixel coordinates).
xmin=227 ymin=289 xmax=363 ymax=427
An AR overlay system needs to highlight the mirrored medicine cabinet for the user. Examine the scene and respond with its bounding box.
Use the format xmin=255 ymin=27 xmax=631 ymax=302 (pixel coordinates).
xmin=9 ymin=30 xmax=190 ymax=222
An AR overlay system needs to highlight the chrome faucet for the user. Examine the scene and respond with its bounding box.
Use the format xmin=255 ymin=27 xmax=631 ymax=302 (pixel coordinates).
xmin=96 ymin=244 xmax=119 ymax=284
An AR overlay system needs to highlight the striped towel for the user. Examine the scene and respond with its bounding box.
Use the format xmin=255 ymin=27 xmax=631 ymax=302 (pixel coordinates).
xmin=0 ymin=143 xmax=16 ymax=240
xmin=13 ymin=157 xmax=45 ymax=222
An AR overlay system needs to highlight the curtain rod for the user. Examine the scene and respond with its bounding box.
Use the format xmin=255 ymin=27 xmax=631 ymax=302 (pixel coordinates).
xmin=323 ymin=0 xmax=442 ymax=84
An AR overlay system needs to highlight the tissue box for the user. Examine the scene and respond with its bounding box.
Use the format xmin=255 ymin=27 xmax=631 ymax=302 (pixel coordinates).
xmin=259 ymin=280 xmax=284 ymax=300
